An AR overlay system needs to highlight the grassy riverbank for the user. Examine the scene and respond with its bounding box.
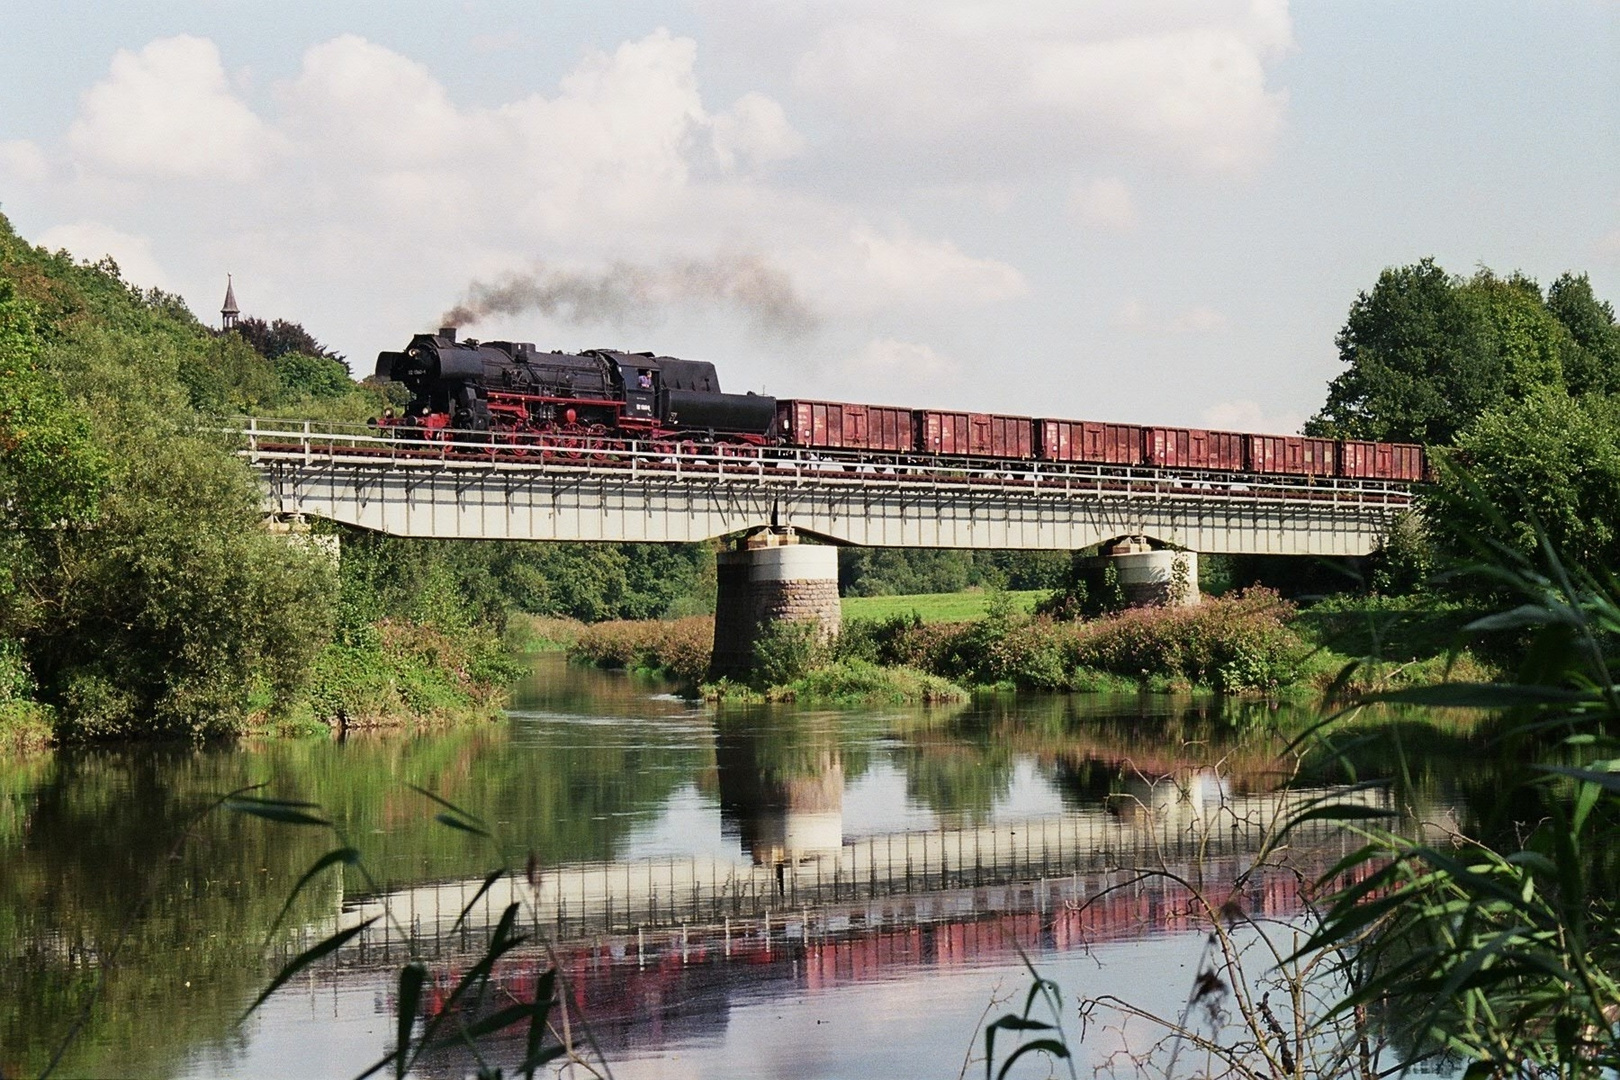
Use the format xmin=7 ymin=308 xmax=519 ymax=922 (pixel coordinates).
xmin=566 ymin=587 xmax=1498 ymax=703
xmin=841 ymin=589 xmax=1046 ymax=623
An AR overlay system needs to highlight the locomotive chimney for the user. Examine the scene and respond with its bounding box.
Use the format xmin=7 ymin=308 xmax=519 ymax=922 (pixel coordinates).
xmin=439 ymin=326 xmax=457 ymax=343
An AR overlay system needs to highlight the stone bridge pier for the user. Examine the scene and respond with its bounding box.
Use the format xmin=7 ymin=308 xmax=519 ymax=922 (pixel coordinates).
xmin=710 ymin=530 xmax=841 ymax=680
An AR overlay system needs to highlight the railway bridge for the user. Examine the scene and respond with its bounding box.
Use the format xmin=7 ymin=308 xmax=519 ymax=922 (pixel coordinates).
xmin=240 ymin=419 xmax=1415 ymax=672
xmin=242 ymin=420 xmax=1410 ymax=555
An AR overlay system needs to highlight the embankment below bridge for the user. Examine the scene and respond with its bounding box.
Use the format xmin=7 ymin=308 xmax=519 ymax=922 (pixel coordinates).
xmin=561 ymin=588 xmax=1497 ymax=702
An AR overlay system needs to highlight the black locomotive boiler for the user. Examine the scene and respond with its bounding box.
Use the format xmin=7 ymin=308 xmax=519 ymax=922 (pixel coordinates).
xmin=374 ymin=328 xmax=778 ymax=444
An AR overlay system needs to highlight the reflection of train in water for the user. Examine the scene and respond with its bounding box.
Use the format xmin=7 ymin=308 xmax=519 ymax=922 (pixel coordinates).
xmin=374 ymin=328 xmax=1428 ymax=481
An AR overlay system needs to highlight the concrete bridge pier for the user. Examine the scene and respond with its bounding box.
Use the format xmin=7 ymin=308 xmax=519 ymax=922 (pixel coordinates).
xmin=710 ymin=530 xmax=841 ymax=680
xmin=1108 ymin=539 xmax=1199 ymax=607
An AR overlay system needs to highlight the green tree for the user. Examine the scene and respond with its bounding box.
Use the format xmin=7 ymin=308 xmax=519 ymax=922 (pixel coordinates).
xmin=1308 ymin=259 xmax=1495 ymax=444
xmin=0 ymin=282 xmax=107 ymax=641
xmin=30 ymin=415 xmax=337 ymax=739
xmin=231 ymin=315 xmax=345 ymax=364
xmin=1307 ymin=261 xmax=1580 ymax=445
xmin=273 ymin=350 xmax=355 ymax=399
xmin=1546 ymin=271 xmax=1620 ymax=396
xmin=1425 ymin=388 xmax=1620 ymax=572
xmin=176 ymin=331 xmax=280 ymax=414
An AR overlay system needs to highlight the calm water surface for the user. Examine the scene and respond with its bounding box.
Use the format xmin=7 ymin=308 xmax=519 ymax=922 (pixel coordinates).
xmin=1 ymin=656 xmax=1492 ymax=1079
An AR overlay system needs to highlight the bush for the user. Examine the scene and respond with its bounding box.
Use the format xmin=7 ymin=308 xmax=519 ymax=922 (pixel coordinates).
xmin=879 ymin=589 xmax=1309 ymax=694
xmin=751 ymin=619 xmax=829 ymax=688
xmin=0 ymin=700 xmax=53 ymax=752
xmin=502 ymin=614 xmax=585 ymax=653
xmin=834 ymin=613 xmax=923 ymax=666
xmin=570 ymin=617 xmax=714 ymax=683
xmin=295 ymin=618 xmax=517 ymax=729
xmin=1067 ymin=589 xmax=1306 ymax=693
xmin=765 ymin=660 xmax=968 ymax=704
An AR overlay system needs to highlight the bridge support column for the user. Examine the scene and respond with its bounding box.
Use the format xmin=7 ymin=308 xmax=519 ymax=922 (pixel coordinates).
xmin=1109 ymin=540 xmax=1199 ymax=607
xmin=710 ymin=530 xmax=841 ymax=680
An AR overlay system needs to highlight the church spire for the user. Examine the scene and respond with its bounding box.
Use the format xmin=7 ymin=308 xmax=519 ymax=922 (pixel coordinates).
xmin=221 ymin=274 xmax=240 ymax=330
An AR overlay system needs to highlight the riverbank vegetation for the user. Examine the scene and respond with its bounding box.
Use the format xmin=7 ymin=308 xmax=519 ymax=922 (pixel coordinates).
xmin=0 ymin=215 xmax=535 ymax=747
xmin=568 ymin=581 xmax=1504 ymax=703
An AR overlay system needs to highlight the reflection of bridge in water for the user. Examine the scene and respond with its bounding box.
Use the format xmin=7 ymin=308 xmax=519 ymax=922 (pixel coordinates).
xmin=369 ymin=845 xmax=1376 ymax=1073
xmin=330 ymin=782 xmax=1387 ymax=967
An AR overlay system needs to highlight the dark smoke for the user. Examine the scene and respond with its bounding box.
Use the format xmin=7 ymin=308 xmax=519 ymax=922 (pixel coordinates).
xmin=440 ymin=255 xmax=819 ymax=341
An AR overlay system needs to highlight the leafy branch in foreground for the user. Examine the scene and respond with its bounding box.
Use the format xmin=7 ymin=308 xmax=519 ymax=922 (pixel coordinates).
xmin=1296 ymin=528 xmax=1620 ymax=1078
xmin=230 ymin=788 xmax=606 ymax=1080
xmin=981 ymin=952 xmax=1077 ymax=1080
xmin=1068 ymin=765 xmax=1400 ymax=1080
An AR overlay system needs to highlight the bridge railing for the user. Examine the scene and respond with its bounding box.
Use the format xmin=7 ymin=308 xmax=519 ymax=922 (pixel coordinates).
xmin=229 ymin=417 xmax=1417 ymax=507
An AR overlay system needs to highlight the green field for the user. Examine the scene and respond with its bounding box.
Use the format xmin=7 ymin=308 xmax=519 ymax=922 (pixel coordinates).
xmin=840 ymin=589 xmax=1047 ymax=623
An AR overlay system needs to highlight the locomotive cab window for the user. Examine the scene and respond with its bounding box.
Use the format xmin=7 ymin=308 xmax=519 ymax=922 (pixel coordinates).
xmin=627 ymin=368 xmax=656 ymax=419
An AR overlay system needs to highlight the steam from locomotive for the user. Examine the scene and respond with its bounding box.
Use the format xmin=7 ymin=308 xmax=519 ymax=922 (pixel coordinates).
xmin=438 ymin=257 xmax=819 ymax=341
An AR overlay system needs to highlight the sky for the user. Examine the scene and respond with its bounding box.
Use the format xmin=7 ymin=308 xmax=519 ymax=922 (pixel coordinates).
xmin=1 ymin=1 xmax=1616 ymax=432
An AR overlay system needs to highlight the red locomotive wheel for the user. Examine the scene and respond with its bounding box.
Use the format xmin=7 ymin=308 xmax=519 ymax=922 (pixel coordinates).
xmin=586 ymin=424 xmax=613 ymax=463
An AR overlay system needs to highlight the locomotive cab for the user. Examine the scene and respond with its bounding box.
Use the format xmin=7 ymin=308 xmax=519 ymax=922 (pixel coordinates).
xmin=596 ymin=351 xmax=661 ymax=426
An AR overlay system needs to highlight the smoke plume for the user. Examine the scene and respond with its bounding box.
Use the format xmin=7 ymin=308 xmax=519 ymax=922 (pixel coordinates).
xmin=440 ymin=255 xmax=819 ymax=341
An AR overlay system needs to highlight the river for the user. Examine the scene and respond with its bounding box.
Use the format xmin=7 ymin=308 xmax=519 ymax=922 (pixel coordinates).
xmin=1 ymin=654 xmax=1492 ymax=1079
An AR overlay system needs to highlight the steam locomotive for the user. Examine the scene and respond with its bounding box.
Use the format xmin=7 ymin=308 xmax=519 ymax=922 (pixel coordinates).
xmin=373 ymin=328 xmax=1427 ymax=481
xmin=375 ymin=328 xmax=778 ymax=444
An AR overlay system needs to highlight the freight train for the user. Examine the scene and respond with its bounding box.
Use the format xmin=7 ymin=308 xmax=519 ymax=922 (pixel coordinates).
xmin=373 ymin=328 xmax=1427 ymax=482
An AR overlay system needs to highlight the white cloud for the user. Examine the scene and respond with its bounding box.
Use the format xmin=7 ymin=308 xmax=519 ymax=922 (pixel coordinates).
xmin=66 ymin=36 xmax=282 ymax=181
xmin=0 ymin=140 xmax=49 ymax=185
xmin=1168 ymin=305 xmax=1230 ymax=333
xmin=788 ymin=1 xmax=1292 ymax=173
xmin=1027 ymin=29 xmax=1286 ymax=171
xmin=36 ymin=221 xmax=170 ymax=289
xmin=1112 ymin=299 xmax=1230 ymax=334
xmin=709 ymin=92 xmax=804 ymax=172
xmin=844 ymin=338 xmax=959 ymax=380
xmin=1596 ymin=228 xmax=1620 ymax=262
xmin=280 ymin=35 xmax=464 ymax=170
xmin=848 ymin=226 xmax=1026 ymax=306
xmin=1202 ymin=399 xmax=1304 ymax=435
xmin=1068 ymin=177 xmax=1137 ymax=231
xmin=261 ymin=30 xmax=805 ymax=241
xmin=1112 ymin=298 xmax=1149 ymax=330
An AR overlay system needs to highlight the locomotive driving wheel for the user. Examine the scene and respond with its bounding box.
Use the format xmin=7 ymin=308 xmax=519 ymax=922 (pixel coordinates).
xmin=546 ymin=423 xmax=587 ymax=462
xmin=585 ymin=423 xmax=614 ymax=463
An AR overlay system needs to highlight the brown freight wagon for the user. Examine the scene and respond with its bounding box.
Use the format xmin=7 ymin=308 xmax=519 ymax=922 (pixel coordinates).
xmin=1338 ymin=440 xmax=1426 ymax=481
xmin=1143 ymin=427 xmax=1247 ymax=470
xmin=1038 ymin=419 xmax=1144 ymax=465
xmin=1248 ymin=434 xmax=1337 ymax=476
xmin=776 ymin=400 xmax=915 ymax=452
xmin=918 ymin=411 xmax=1037 ymax=458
